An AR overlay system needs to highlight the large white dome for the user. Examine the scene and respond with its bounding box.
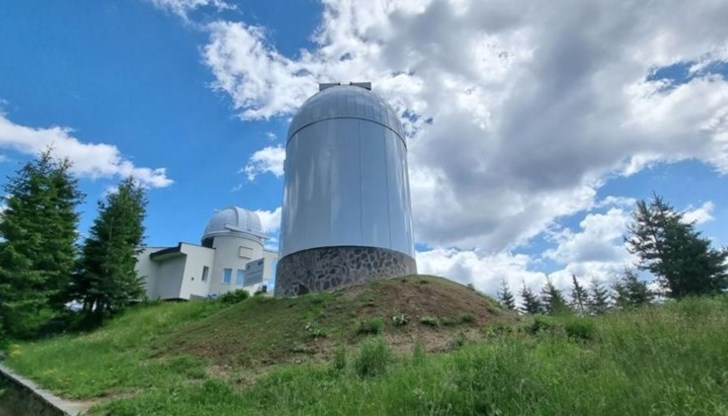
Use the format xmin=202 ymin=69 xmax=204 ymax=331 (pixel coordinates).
xmin=287 ymin=85 xmax=404 ymax=144
xmin=202 ymin=206 xmax=263 ymax=239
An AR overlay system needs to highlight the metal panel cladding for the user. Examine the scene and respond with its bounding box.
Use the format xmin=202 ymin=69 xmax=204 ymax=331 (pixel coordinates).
xmin=279 ymin=85 xmax=415 ymax=259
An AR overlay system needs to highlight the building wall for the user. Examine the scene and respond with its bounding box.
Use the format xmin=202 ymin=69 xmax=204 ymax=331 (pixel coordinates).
xmin=136 ymin=247 xmax=164 ymax=299
xmin=208 ymin=233 xmax=264 ymax=296
xmin=156 ymin=255 xmax=187 ymax=300
xmin=178 ymin=243 xmax=215 ymax=300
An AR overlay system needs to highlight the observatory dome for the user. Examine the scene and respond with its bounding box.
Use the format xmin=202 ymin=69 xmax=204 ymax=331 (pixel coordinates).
xmin=288 ymin=85 xmax=404 ymax=143
xmin=202 ymin=206 xmax=263 ymax=239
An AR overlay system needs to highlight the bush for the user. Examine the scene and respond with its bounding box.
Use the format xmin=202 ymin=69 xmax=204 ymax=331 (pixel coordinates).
xmin=305 ymin=322 xmax=327 ymax=338
xmin=563 ymin=317 xmax=597 ymax=342
xmin=218 ymin=289 xmax=250 ymax=305
xmin=420 ymin=316 xmax=439 ymax=327
xmin=525 ymin=315 xmax=562 ymax=335
xmin=458 ymin=313 xmax=475 ymax=324
xmin=332 ymin=345 xmax=347 ymax=372
xmin=356 ymin=317 xmax=384 ymax=335
xmin=482 ymin=322 xmax=515 ymax=337
xmin=354 ymin=337 xmax=391 ymax=377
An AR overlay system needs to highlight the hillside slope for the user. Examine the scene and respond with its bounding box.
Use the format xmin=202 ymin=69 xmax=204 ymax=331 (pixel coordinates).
xmin=157 ymin=275 xmax=509 ymax=368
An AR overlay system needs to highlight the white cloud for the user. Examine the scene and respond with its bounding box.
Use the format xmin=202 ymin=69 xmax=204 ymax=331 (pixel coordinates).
xmin=682 ymin=201 xmax=715 ymax=225
xmin=0 ymin=113 xmax=173 ymax=188
xmin=242 ymin=145 xmax=285 ymax=181
xmin=200 ymin=0 xmax=728 ymax=254
xmin=254 ymin=206 xmax=282 ymax=234
xmin=417 ymin=247 xmax=549 ymax=297
xmin=148 ymin=0 xmax=234 ymax=21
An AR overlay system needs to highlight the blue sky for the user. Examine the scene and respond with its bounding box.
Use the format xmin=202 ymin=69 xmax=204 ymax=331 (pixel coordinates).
xmin=1 ymin=0 xmax=727 ymax=294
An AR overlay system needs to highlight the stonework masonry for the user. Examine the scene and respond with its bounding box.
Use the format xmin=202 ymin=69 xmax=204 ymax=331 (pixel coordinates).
xmin=274 ymin=246 xmax=417 ymax=297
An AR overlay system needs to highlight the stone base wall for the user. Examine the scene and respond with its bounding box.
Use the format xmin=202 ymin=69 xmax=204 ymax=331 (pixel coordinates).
xmin=274 ymin=246 xmax=417 ymax=297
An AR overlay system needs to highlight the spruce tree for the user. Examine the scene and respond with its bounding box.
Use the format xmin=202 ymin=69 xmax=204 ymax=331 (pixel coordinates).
xmin=570 ymin=275 xmax=589 ymax=315
xmin=612 ymin=268 xmax=653 ymax=309
xmin=0 ymin=150 xmax=83 ymax=338
xmin=588 ymin=278 xmax=610 ymax=315
xmin=541 ymin=279 xmax=570 ymax=315
xmin=72 ymin=177 xmax=147 ymax=317
xmin=520 ymin=282 xmax=542 ymax=314
xmin=497 ymin=278 xmax=516 ymax=310
xmin=626 ymin=195 xmax=728 ymax=298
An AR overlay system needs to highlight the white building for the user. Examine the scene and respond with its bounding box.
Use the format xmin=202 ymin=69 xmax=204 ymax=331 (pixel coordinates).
xmin=136 ymin=206 xmax=277 ymax=300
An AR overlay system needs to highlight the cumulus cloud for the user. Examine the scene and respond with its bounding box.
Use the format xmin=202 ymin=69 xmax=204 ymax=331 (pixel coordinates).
xmin=147 ymin=0 xmax=234 ymax=21
xmin=201 ymin=0 xmax=728 ymax=254
xmin=189 ymin=0 xmax=728 ymax=293
xmin=682 ymin=201 xmax=715 ymax=225
xmin=255 ymin=206 xmax=282 ymax=234
xmin=242 ymin=145 xmax=285 ymax=181
xmin=0 ymin=113 xmax=173 ymax=188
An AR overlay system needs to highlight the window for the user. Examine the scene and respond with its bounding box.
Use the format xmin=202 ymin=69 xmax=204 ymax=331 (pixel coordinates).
xmin=236 ymin=269 xmax=245 ymax=285
xmin=201 ymin=266 xmax=209 ymax=282
xmin=222 ymin=268 xmax=232 ymax=284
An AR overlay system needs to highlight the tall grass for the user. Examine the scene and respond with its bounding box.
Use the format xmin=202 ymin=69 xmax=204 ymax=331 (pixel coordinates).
xmin=93 ymin=296 xmax=728 ymax=415
xmin=3 ymin=300 xmax=224 ymax=398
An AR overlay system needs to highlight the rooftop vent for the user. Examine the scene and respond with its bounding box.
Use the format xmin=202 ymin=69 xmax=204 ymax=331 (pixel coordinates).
xmin=319 ymin=82 xmax=372 ymax=91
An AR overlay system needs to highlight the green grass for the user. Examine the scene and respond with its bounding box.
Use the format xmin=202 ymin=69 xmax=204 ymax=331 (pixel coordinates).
xmin=3 ymin=300 xmax=225 ymax=398
xmin=4 ymin=282 xmax=728 ymax=415
xmin=92 ymin=296 xmax=728 ymax=415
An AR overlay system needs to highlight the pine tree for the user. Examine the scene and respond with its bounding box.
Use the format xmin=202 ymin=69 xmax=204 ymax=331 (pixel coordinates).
xmin=588 ymin=278 xmax=610 ymax=315
xmin=72 ymin=178 xmax=147 ymax=318
xmin=520 ymin=282 xmax=542 ymax=314
xmin=570 ymin=275 xmax=589 ymax=315
xmin=612 ymin=269 xmax=653 ymax=309
xmin=626 ymin=194 xmax=728 ymax=298
xmin=541 ymin=279 xmax=570 ymax=315
xmin=497 ymin=278 xmax=516 ymax=310
xmin=0 ymin=150 xmax=83 ymax=338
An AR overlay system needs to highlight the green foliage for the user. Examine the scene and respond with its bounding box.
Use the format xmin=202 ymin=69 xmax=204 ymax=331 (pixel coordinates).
xmin=354 ymin=337 xmax=391 ymax=377
xmin=520 ymin=282 xmax=542 ymax=314
xmin=356 ymin=317 xmax=384 ymax=335
xmin=612 ymin=268 xmax=653 ymax=309
xmin=626 ymin=194 xmax=728 ymax=298
xmin=562 ymin=316 xmax=598 ymax=342
xmin=0 ymin=150 xmax=83 ymax=338
xmin=570 ymin=275 xmax=589 ymax=315
xmin=525 ymin=315 xmax=562 ymax=335
xmin=497 ymin=278 xmax=517 ymax=310
xmin=458 ymin=312 xmax=474 ymax=324
xmin=305 ymin=321 xmax=327 ymax=338
xmin=419 ymin=316 xmax=439 ymax=327
xmin=332 ymin=345 xmax=347 ymax=372
xmin=71 ymin=177 xmax=147 ymax=319
xmin=588 ymin=278 xmax=610 ymax=315
xmin=540 ymin=279 xmax=570 ymax=315
xmin=218 ymin=289 xmax=250 ymax=305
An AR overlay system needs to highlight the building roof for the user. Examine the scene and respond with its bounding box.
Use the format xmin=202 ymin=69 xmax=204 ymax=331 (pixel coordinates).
xmin=202 ymin=206 xmax=264 ymax=239
xmin=287 ymin=84 xmax=404 ymax=144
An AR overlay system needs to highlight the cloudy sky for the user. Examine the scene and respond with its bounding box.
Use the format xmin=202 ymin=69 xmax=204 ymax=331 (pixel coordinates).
xmin=1 ymin=0 xmax=727 ymax=296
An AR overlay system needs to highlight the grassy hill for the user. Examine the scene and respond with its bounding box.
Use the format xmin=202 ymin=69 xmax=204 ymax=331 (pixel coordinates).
xmin=3 ymin=276 xmax=728 ymax=415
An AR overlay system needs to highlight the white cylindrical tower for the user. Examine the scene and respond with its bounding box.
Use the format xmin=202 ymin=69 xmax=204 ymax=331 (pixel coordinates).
xmin=202 ymin=206 xmax=265 ymax=295
xmin=275 ymin=83 xmax=417 ymax=296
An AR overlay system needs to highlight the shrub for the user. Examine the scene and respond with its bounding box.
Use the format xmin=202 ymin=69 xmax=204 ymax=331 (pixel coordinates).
xmin=458 ymin=313 xmax=475 ymax=324
xmin=525 ymin=315 xmax=562 ymax=335
xmin=332 ymin=345 xmax=347 ymax=372
xmin=482 ymin=322 xmax=515 ymax=337
xmin=354 ymin=337 xmax=391 ymax=377
xmin=305 ymin=322 xmax=327 ymax=338
xmin=420 ymin=316 xmax=440 ymax=327
xmin=563 ymin=317 xmax=597 ymax=342
xmin=356 ymin=317 xmax=384 ymax=335
xmin=218 ymin=289 xmax=250 ymax=305
xmin=452 ymin=331 xmax=468 ymax=348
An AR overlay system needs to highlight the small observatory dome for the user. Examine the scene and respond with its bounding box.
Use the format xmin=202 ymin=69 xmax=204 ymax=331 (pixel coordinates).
xmin=202 ymin=206 xmax=263 ymax=241
xmin=275 ymin=83 xmax=417 ymax=296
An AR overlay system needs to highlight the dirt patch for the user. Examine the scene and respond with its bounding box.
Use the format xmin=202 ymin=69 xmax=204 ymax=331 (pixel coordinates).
xmin=157 ymin=275 xmax=516 ymax=372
